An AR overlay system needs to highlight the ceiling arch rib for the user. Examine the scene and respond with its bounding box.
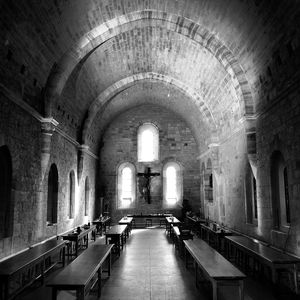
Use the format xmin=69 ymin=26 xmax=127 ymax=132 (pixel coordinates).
xmin=82 ymin=72 xmax=217 ymax=145
xmin=45 ymin=10 xmax=254 ymax=121
xmin=87 ymin=81 xmax=214 ymax=153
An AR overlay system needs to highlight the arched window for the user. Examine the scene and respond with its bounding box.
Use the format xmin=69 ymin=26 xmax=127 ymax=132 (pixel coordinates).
xmin=163 ymin=162 xmax=182 ymax=206
xmin=69 ymin=171 xmax=75 ymax=218
xmin=0 ymin=146 xmax=13 ymax=238
xmin=47 ymin=164 xmax=58 ymax=225
xmin=271 ymin=151 xmax=290 ymax=229
xmin=117 ymin=163 xmax=136 ymax=209
xmin=205 ymin=159 xmax=213 ymax=202
xmin=138 ymin=123 xmax=159 ymax=162
xmin=84 ymin=177 xmax=89 ymax=216
xmin=245 ymin=163 xmax=257 ymax=225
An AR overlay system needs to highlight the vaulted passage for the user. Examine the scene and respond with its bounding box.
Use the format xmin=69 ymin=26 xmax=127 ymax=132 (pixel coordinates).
xmin=0 ymin=0 xmax=300 ymax=299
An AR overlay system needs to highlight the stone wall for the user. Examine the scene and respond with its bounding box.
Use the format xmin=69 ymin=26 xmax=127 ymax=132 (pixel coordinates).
xmin=99 ymin=104 xmax=200 ymax=223
xmin=0 ymin=92 xmax=98 ymax=260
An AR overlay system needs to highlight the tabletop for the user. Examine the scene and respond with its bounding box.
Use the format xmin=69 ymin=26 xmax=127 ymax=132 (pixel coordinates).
xmin=106 ymin=225 xmax=127 ymax=235
xmin=184 ymin=239 xmax=246 ymax=279
xmin=225 ymin=235 xmax=300 ymax=264
xmin=0 ymin=240 xmax=65 ymax=276
xmin=47 ymin=244 xmax=113 ymax=286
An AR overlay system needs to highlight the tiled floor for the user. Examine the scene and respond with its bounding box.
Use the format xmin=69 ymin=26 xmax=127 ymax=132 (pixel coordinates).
xmin=17 ymin=228 xmax=294 ymax=300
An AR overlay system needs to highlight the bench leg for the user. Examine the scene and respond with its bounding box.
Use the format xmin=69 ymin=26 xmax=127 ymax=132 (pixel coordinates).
xmin=108 ymin=252 xmax=111 ymax=276
xmin=212 ymin=281 xmax=217 ymax=300
xmin=98 ymin=267 xmax=102 ymax=298
xmin=52 ymin=287 xmax=57 ymax=300
xmin=76 ymin=287 xmax=85 ymax=300
xmin=239 ymin=280 xmax=244 ymax=300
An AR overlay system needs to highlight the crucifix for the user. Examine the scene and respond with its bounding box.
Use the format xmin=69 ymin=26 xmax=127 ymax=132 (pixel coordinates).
xmin=137 ymin=167 xmax=160 ymax=204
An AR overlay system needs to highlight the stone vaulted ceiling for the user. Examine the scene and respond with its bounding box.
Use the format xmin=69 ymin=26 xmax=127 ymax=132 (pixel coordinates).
xmin=1 ymin=0 xmax=299 ymax=152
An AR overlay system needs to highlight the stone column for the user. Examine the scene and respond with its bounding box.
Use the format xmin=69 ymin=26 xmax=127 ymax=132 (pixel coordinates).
xmin=77 ymin=144 xmax=89 ymax=183
xmin=36 ymin=118 xmax=58 ymax=240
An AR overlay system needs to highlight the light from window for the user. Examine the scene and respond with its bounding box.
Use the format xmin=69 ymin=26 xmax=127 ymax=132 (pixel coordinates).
xmin=166 ymin=166 xmax=177 ymax=204
xmin=141 ymin=129 xmax=154 ymax=161
xmin=122 ymin=167 xmax=132 ymax=206
xmin=138 ymin=123 xmax=159 ymax=162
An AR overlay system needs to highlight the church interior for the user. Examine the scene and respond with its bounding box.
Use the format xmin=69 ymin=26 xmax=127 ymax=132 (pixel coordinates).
xmin=0 ymin=0 xmax=300 ymax=299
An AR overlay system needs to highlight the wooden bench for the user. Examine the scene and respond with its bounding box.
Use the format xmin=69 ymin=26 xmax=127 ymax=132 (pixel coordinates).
xmin=184 ymin=239 xmax=246 ymax=300
xmin=47 ymin=244 xmax=113 ymax=300
xmin=0 ymin=239 xmax=66 ymax=300
xmin=225 ymin=235 xmax=300 ymax=294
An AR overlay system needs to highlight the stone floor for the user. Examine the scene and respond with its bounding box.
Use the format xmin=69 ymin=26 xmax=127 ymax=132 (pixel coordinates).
xmin=17 ymin=228 xmax=297 ymax=300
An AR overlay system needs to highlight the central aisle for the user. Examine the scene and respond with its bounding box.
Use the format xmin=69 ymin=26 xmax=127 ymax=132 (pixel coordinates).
xmin=101 ymin=228 xmax=205 ymax=300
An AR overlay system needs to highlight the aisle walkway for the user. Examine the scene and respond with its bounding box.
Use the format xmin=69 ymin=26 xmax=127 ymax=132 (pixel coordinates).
xmin=100 ymin=228 xmax=204 ymax=300
xmin=17 ymin=228 xmax=281 ymax=300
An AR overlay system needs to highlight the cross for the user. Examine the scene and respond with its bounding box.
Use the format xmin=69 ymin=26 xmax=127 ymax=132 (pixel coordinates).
xmin=137 ymin=167 xmax=160 ymax=204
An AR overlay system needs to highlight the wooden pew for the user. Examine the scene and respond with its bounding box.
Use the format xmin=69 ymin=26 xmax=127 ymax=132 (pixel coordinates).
xmin=184 ymin=239 xmax=246 ymax=300
xmin=225 ymin=235 xmax=300 ymax=294
xmin=0 ymin=239 xmax=66 ymax=300
xmin=47 ymin=244 xmax=113 ymax=300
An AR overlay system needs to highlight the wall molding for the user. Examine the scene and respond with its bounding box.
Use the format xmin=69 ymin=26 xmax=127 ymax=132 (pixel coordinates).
xmin=0 ymin=84 xmax=98 ymax=160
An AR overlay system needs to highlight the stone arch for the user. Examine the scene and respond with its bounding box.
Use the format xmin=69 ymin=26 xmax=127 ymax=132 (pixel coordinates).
xmin=270 ymin=151 xmax=290 ymax=230
xmin=44 ymin=10 xmax=254 ymax=121
xmin=82 ymin=73 xmax=217 ymax=144
xmin=47 ymin=164 xmax=59 ymax=225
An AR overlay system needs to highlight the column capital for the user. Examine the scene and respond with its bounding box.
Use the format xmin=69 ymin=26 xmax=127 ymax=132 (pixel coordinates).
xmin=41 ymin=117 xmax=59 ymax=135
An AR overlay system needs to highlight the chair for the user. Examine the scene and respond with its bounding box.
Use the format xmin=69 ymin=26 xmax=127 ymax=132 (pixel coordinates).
xmin=131 ymin=219 xmax=136 ymax=228
xmin=159 ymin=219 xmax=166 ymax=227
xmin=145 ymin=218 xmax=152 ymax=227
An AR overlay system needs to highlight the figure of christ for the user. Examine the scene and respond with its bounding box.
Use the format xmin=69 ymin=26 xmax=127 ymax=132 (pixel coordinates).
xmin=137 ymin=167 xmax=160 ymax=204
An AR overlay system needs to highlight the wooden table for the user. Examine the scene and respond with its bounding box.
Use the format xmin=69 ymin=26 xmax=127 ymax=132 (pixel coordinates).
xmin=200 ymin=223 xmax=232 ymax=252
xmin=225 ymin=235 xmax=300 ymax=293
xmin=61 ymin=225 xmax=96 ymax=258
xmin=172 ymin=225 xmax=193 ymax=257
xmin=47 ymin=244 xmax=113 ymax=300
xmin=105 ymin=225 xmax=127 ymax=257
xmin=127 ymin=214 xmax=172 ymax=228
xmin=165 ymin=216 xmax=181 ymax=236
xmin=184 ymin=239 xmax=246 ymax=300
xmin=92 ymin=217 xmax=111 ymax=236
xmin=186 ymin=216 xmax=205 ymax=236
xmin=118 ymin=217 xmax=133 ymax=236
xmin=0 ymin=239 xmax=66 ymax=300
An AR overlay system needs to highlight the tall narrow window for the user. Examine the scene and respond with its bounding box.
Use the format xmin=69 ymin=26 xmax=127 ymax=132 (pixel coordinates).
xmin=69 ymin=171 xmax=75 ymax=218
xmin=84 ymin=177 xmax=89 ymax=216
xmin=205 ymin=159 xmax=213 ymax=202
xmin=166 ymin=166 xmax=177 ymax=204
xmin=271 ymin=151 xmax=290 ymax=229
xmin=138 ymin=123 xmax=159 ymax=162
xmin=245 ymin=164 xmax=257 ymax=225
xmin=163 ymin=162 xmax=182 ymax=206
xmin=117 ymin=163 xmax=136 ymax=209
xmin=47 ymin=164 xmax=58 ymax=225
xmin=0 ymin=146 xmax=13 ymax=238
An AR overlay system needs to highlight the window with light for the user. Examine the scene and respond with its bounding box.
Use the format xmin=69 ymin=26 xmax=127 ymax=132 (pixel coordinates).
xmin=117 ymin=163 xmax=136 ymax=209
xmin=163 ymin=162 xmax=182 ymax=207
xmin=138 ymin=123 xmax=159 ymax=162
